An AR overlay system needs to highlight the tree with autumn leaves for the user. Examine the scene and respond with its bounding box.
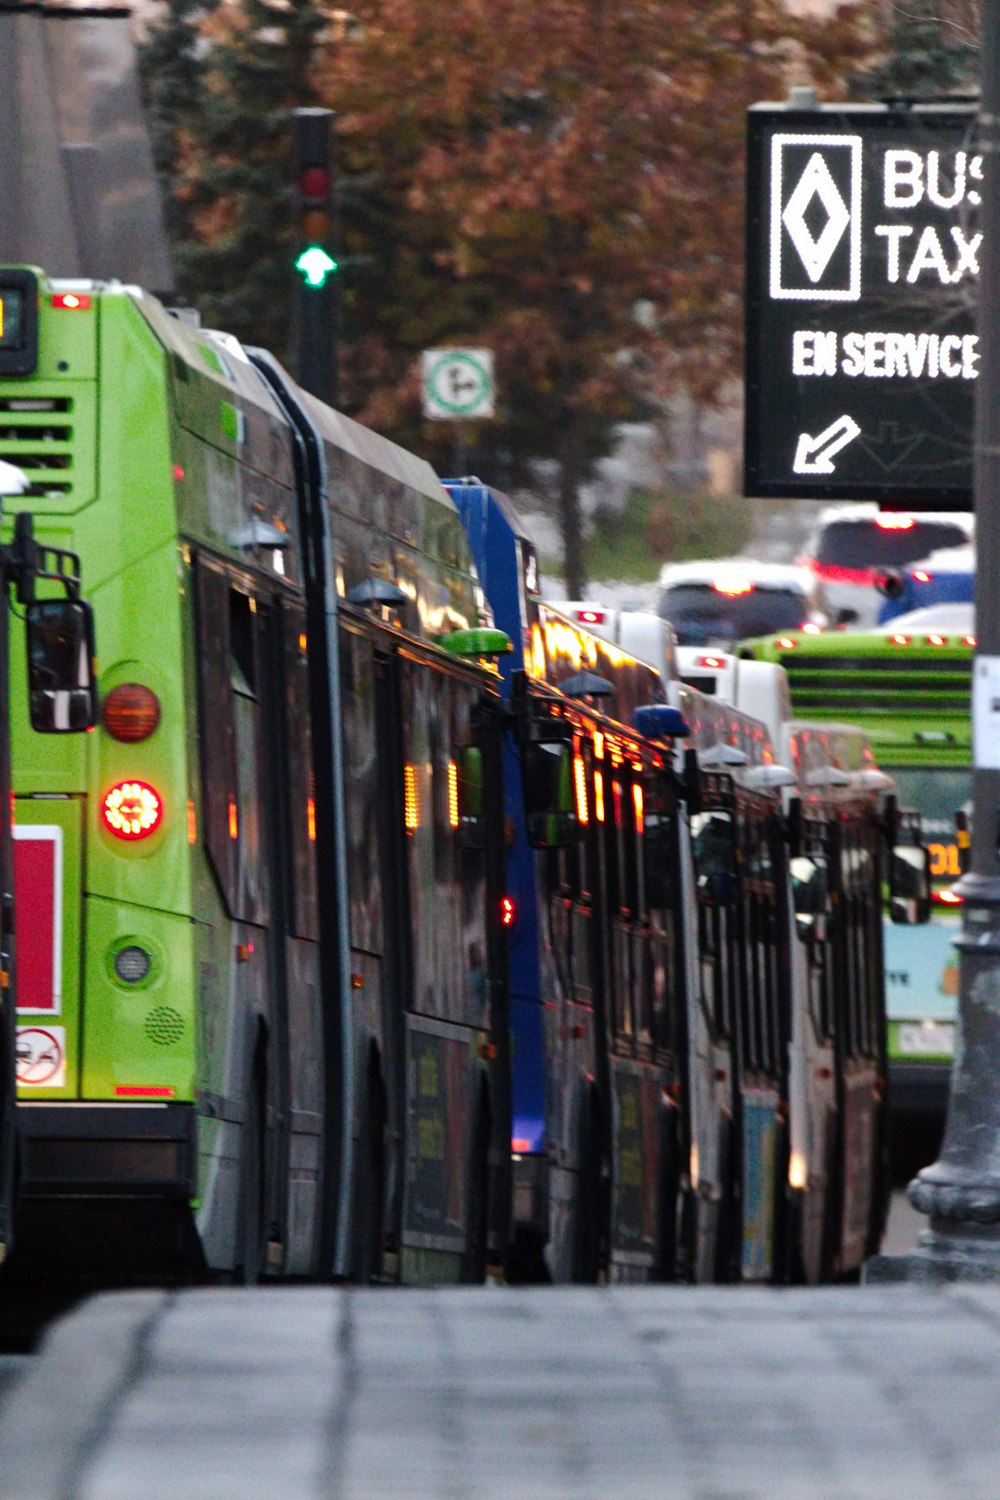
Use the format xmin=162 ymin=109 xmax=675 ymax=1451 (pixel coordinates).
xmin=142 ymin=0 xmax=871 ymax=594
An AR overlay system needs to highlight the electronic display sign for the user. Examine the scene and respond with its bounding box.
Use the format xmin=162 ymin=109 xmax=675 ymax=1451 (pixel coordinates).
xmin=0 ymin=269 xmax=38 ymax=377
xmin=745 ymin=104 xmax=979 ymax=508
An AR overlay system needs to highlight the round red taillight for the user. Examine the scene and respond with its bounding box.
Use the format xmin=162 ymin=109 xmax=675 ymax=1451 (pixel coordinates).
xmin=500 ymin=896 xmax=516 ymax=928
xmin=102 ymin=684 xmax=161 ymax=743
xmin=102 ymin=781 xmax=163 ymax=840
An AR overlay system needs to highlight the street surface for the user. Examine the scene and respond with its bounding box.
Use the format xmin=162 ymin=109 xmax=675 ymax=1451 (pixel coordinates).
xmin=2 ymin=1278 xmax=1000 ymax=1499
xmin=883 ymin=1189 xmax=926 ymax=1256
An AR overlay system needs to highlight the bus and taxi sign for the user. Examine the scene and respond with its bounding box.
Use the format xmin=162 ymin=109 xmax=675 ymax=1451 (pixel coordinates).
xmin=745 ymin=104 xmax=979 ymax=509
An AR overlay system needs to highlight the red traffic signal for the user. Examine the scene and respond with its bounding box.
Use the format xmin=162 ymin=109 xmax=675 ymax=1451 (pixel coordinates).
xmin=299 ymin=165 xmax=330 ymax=203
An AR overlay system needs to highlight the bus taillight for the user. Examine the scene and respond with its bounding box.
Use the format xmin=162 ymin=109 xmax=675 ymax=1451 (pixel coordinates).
xmin=51 ymin=292 xmax=92 ymax=312
xmin=500 ymin=896 xmax=516 ymax=927
xmin=102 ymin=780 xmax=162 ymax=840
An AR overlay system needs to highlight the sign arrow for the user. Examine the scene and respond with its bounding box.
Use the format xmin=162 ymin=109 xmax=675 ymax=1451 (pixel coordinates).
xmin=793 ymin=414 xmax=862 ymax=474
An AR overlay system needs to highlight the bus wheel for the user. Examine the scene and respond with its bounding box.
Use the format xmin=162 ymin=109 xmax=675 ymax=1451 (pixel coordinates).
xmin=574 ymin=1094 xmax=610 ymax=1284
xmin=235 ymin=1069 xmax=266 ymax=1285
xmin=713 ymin=1124 xmax=740 ymax=1284
xmin=677 ymin=1181 xmax=699 ymax=1283
xmin=462 ymin=1086 xmax=491 ymax=1284
xmin=656 ymin=1108 xmax=682 ymax=1282
xmin=352 ymin=1058 xmax=386 ymax=1284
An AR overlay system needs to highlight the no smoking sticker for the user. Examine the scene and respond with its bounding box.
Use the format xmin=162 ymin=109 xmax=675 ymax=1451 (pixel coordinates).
xmin=16 ymin=1026 xmax=66 ymax=1088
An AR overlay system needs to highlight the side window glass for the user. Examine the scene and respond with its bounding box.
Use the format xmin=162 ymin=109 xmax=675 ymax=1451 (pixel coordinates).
xmin=228 ymin=590 xmax=269 ymax=925
xmin=283 ymin=604 xmax=319 ymax=940
xmin=194 ymin=561 xmax=269 ymax=925
xmin=196 ymin=562 xmax=238 ymax=916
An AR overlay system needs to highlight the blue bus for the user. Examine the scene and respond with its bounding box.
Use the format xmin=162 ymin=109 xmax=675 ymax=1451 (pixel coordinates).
xmin=449 ymin=481 xmax=815 ymax=1283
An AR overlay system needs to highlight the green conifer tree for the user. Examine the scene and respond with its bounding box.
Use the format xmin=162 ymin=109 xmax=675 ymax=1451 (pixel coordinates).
xmin=851 ymin=0 xmax=979 ymax=101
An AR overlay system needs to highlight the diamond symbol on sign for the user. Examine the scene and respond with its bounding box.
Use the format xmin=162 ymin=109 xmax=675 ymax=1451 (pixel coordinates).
xmin=782 ymin=152 xmax=851 ymax=285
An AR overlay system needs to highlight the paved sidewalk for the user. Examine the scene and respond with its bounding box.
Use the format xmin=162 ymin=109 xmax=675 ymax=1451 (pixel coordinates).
xmin=1 ymin=1284 xmax=999 ymax=1499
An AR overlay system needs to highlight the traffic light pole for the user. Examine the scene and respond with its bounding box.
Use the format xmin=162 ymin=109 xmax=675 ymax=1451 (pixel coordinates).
xmin=293 ymin=107 xmax=338 ymax=408
xmin=867 ymin=5 xmax=1000 ymax=1284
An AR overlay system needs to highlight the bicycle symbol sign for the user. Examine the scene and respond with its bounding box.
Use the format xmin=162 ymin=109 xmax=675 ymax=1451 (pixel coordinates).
xmin=421 ymin=349 xmax=495 ymax=421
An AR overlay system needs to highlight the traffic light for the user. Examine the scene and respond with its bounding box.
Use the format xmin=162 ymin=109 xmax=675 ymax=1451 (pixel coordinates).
xmin=293 ymin=109 xmax=338 ymax=290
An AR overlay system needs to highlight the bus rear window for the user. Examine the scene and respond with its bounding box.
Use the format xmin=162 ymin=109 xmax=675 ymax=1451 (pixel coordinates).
xmin=658 ymin=585 xmax=806 ymax=642
xmin=816 ymin=521 xmax=969 ymax=571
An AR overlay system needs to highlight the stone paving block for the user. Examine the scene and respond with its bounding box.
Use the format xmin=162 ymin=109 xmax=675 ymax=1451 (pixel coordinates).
xmin=6 ymin=1283 xmax=1000 ymax=1497
xmin=0 ymin=1290 xmax=168 ymax=1500
xmin=81 ymin=1432 xmax=325 ymax=1500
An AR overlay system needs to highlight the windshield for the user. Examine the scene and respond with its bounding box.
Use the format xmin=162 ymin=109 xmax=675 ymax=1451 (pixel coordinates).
xmin=658 ymin=584 xmax=806 ymax=644
xmin=817 ymin=520 xmax=968 ymax=570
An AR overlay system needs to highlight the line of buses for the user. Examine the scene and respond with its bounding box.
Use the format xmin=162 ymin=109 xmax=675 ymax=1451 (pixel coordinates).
xmin=0 ymin=266 xmax=928 ymax=1288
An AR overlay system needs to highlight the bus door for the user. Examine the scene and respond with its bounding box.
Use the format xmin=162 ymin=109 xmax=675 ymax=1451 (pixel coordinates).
xmin=194 ymin=560 xmax=320 ymax=1277
xmin=532 ymin=729 xmax=599 ymax=1282
xmin=688 ymin=773 xmax=741 ymax=1282
xmin=602 ymin=744 xmax=673 ymax=1279
xmin=338 ymin=623 xmax=400 ymax=1282
xmin=637 ymin=765 xmax=688 ymax=1278
xmin=791 ymin=811 xmax=841 ymax=1280
xmin=568 ymin=730 xmax=609 ymax=1279
xmin=735 ymin=795 xmax=788 ymax=1283
xmin=394 ymin=648 xmax=504 ymax=1282
xmin=836 ymin=805 xmax=885 ymax=1269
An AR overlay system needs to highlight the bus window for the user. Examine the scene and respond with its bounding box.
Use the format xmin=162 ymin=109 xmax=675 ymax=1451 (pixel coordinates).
xmin=229 ymin=589 xmax=269 ymax=926
xmin=400 ymin=661 xmax=490 ymax=1028
xmin=339 ymin=630 xmax=383 ymax=957
xmin=196 ymin=562 xmax=270 ymax=924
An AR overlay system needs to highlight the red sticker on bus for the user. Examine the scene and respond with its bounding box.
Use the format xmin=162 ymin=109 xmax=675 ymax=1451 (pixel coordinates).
xmin=13 ymin=826 xmax=62 ymax=1013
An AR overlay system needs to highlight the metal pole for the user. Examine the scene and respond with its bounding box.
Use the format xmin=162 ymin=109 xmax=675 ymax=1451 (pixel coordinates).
xmin=867 ymin=7 xmax=1000 ymax=1282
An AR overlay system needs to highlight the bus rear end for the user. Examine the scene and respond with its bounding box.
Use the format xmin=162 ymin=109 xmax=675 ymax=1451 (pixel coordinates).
xmin=738 ymin=623 xmax=972 ymax=1126
xmin=0 ymin=270 xmax=202 ymax=1272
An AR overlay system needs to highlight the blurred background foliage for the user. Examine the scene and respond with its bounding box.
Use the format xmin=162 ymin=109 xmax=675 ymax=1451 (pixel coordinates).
xmin=139 ymin=0 xmax=980 ymax=591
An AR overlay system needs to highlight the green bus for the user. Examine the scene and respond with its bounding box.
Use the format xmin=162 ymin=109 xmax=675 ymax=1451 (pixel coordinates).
xmin=737 ymin=618 xmax=971 ymax=1122
xmin=0 ymin=504 xmax=98 ymax=1265
xmin=0 ymin=267 xmax=512 ymax=1284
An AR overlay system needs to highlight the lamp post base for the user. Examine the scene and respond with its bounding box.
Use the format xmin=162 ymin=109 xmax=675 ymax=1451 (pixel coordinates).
xmin=867 ymin=1223 xmax=1000 ymax=1283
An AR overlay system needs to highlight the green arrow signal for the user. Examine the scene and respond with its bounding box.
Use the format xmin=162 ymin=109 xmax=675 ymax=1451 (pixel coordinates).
xmin=295 ymin=245 xmax=339 ymax=288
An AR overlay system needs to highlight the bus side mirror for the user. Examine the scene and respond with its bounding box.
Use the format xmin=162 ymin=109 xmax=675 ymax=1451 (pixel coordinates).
xmin=522 ymin=739 xmax=578 ymax=849
xmin=889 ymin=842 xmax=931 ymax=926
xmin=691 ymin=808 xmax=736 ymax=906
xmin=874 ymin=570 xmax=904 ymax=601
xmin=26 ymin=597 xmax=97 ymax=733
xmin=791 ymin=852 xmax=831 ymax=943
xmin=457 ymin=745 xmax=485 ymax=850
xmin=643 ymin=783 xmax=679 ymax=909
